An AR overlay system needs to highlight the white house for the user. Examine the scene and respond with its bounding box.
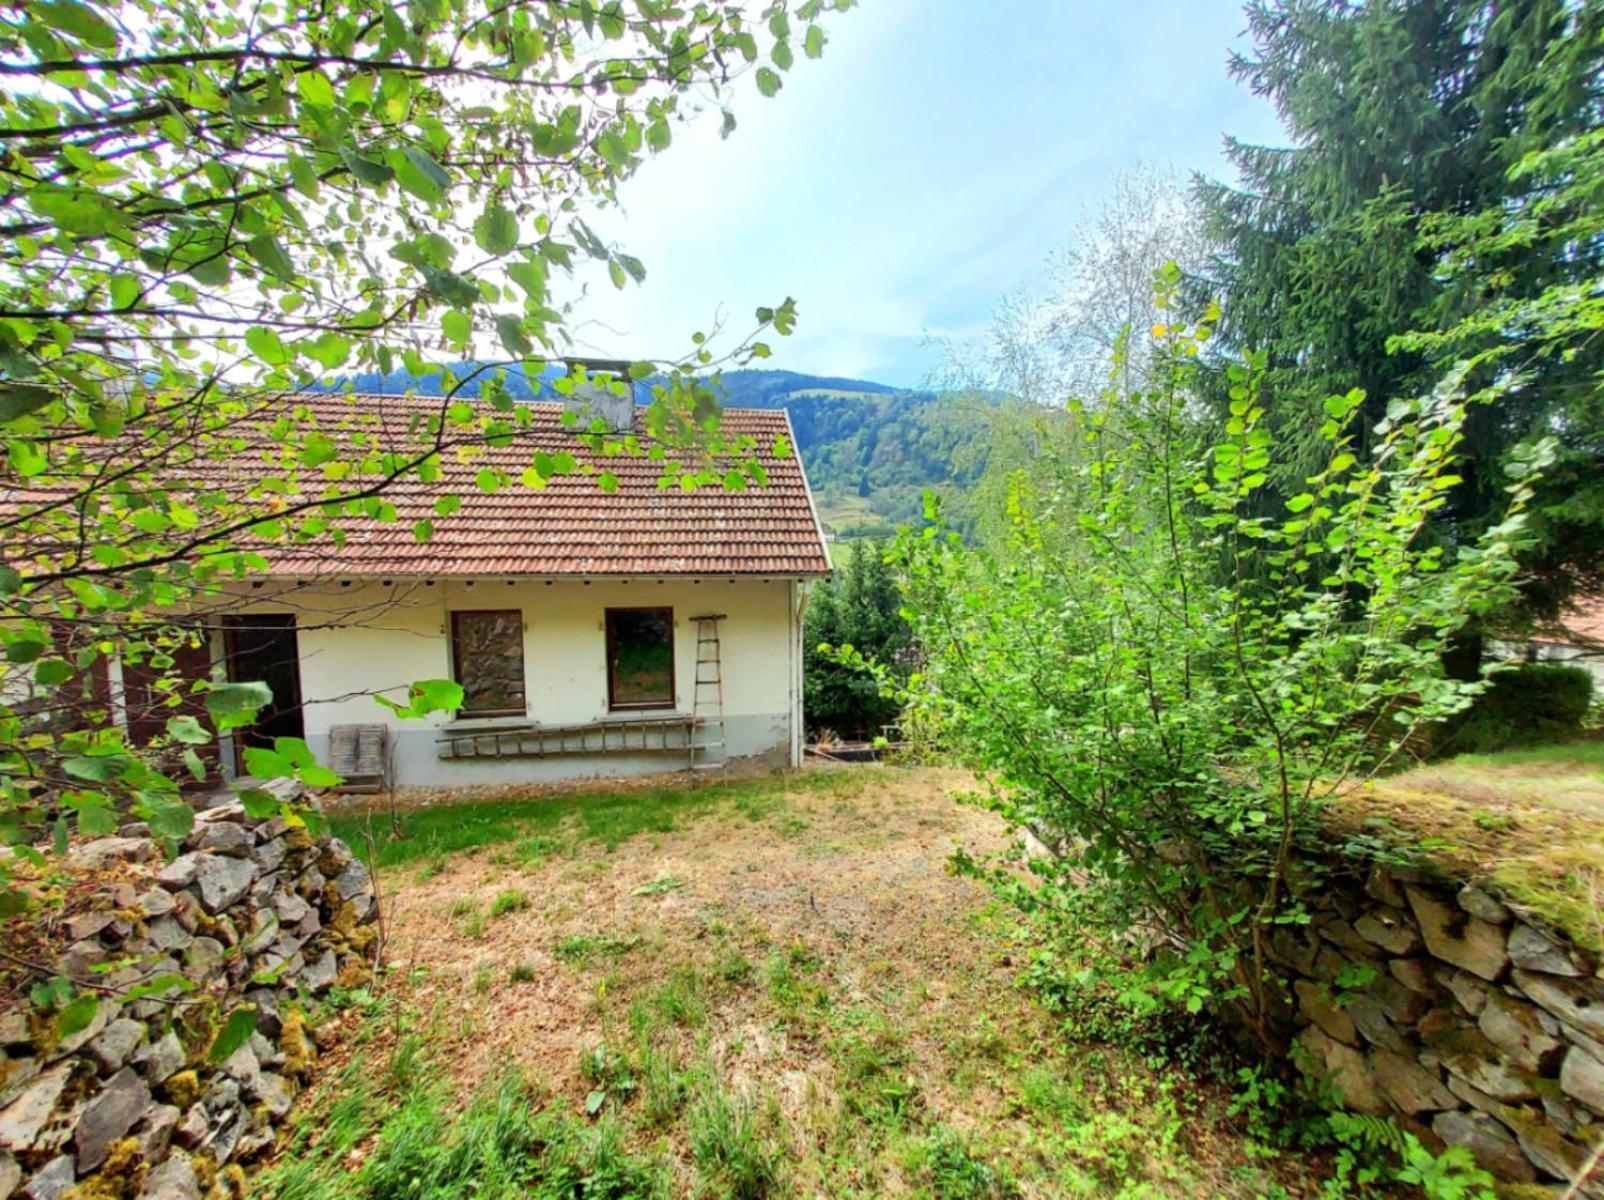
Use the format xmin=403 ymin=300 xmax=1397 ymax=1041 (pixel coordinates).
xmin=1497 ymin=598 xmax=1604 ymax=693
xmin=137 ymin=390 xmax=832 ymax=789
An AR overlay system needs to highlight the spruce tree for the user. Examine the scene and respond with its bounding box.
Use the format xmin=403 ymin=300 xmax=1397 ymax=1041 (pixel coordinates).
xmin=1197 ymin=0 xmax=1604 ymax=619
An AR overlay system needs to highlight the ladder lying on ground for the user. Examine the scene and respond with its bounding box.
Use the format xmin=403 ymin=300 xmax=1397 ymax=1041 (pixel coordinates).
xmin=689 ymin=614 xmax=727 ymax=772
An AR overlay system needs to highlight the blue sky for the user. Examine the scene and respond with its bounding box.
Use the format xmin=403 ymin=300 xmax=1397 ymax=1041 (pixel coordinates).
xmin=579 ymin=1 xmax=1288 ymax=388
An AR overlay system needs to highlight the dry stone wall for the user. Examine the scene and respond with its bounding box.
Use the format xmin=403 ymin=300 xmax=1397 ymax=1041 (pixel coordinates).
xmin=0 ymin=802 xmax=377 ymax=1200
xmin=1279 ymin=862 xmax=1604 ymax=1194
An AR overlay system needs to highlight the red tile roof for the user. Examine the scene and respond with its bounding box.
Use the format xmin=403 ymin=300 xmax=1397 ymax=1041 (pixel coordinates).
xmin=252 ymin=392 xmax=831 ymax=578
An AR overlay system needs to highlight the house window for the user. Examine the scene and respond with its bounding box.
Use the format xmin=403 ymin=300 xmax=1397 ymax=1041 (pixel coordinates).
xmin=606 ymin=608 xmax=674 ymax=709
xmin=450 ymin=610 xmax=526 ymax=717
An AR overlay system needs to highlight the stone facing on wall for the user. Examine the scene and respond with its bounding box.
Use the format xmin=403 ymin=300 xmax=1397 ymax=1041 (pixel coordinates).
xmin=0 ymin=803 xmax=377 ymax=1199
xmin=1279 ymin=866 xmax=1604 ymax=1193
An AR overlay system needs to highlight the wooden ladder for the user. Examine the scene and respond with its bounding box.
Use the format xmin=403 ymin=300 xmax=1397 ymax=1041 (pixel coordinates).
xmin=689 ymin=614 xmax=727 ymax=772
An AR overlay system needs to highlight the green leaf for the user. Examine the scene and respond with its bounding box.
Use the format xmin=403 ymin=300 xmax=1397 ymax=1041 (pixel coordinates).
xmin=236 ymin=788 xmax=279 ymax=819
xmin=755 ymin=67 xmax=782 ymax=97
xmin=56 ymin=994 xmax=100 ymax=1038
xmin=299 ymin=764 xmax=342 ymax=789
xmin=495 ymin=314 xmax=531 ymax=357
xmin=166 ymin=715 xmax=211 ymax=744
xmin=35 ymin=0 xmax=117 ymax=48
xmin=244 ymin=326 xmax=290 ymax=366
xmin=0 ymin=384 xmax=56 ymax=423
xmin=273 ymin=737 xmax=315 ymax=768
xmin=409 ymin=679 xmax=462 ymax=715
xmin=108 ymin=274 xmax=141 ymax=310
xmin=6 ymin=637 xmax=47 ymax=664
xmin=338 ymin=143 xmax=394 ymax=187
xmin=421 ymin=267 xmax=480 ymax=308
xmin=143 ymin=797 xmax=194 ymax=840
xmin=243 ymin=746 xmax=292 ymax=779
xmin=396 ymin=147 xmax=451 ymax=203
xmin=804 ymin=24 xmax=825 ymax=58
xmin=63 ymin=755 xmax=126 ymax=783
xmin=306 ymin=332 xmax=351 ymax=369
xmin=33 ymin=659 xmax=73 ymax=686
xmin=296 ymin=70 xmax=336 ymax=108
xmin=442 ymin=309 xmax=471 ymax=345
xmin=209 ymin=1008 xmax=258 ymax=1064
xmin=204 ymin=680 xmax=273 ymax=731
xmin=246 ymin=234 xmax=295 ymax=281
xmin=474 ymin=204 xmax=519 ymax=255
xmin=28 ymin=186 xmax=123 ymax=237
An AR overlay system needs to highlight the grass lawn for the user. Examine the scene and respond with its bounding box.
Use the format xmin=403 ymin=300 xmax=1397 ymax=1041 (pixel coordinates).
xmin=264 ymin=765 xmax=1322 ymax=1199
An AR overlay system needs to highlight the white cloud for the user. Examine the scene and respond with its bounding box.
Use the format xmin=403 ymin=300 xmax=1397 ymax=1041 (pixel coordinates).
xmin=563 ymin=0 xmax=1284 ymax=386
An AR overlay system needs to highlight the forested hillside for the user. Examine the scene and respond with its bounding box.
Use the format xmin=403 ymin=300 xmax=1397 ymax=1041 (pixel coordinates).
xmin=324 ymin=365 xmax=998 ymax=538
xmin=716 ymin=371 xmax=998 ymax=536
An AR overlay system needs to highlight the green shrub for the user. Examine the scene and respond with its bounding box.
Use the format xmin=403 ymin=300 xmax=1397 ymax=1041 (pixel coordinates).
xmin=1440 ymin=662 xmax=1594 ymax=754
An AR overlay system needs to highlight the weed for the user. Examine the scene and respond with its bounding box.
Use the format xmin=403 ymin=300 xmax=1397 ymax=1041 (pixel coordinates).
xmin=554 ymin=933 xmax=641 ymax=966
xmin=909 ymin=1125 xmax=1017 ymax=1199
xmin=632 ymin=876 xmax=685 ymax=897
xmin=654 ymin=965 xmax=707 ymax=1028
xmin=711 ymin=948 xmax=755 ymax=989
xmin=638 ymin=1044 xmax=693 ymax=1129
xmin=257 ymin=1067 xmax=666 ymax=1200
xmin=473 ymin=965 xmax=493 ymax=994
xmin=412 ymin=856 xmax=446 ymax=883
xmin=447 ymin=897 xmax=477 ymax=918
xmin=831 ymin=1006 xmax=920 ymax=1127
xmin=459 ymin=909 xmax=486 ymax=939
xmin=580 ymin=1041 xmax=637 ymax=1114
xmin=490 ymin=888 xmax=532 ymax=918
xmin=510 ymin=962 xmax=536 ymax=983
xmin=516 ymin=834 xmax=564 ymax=865
xmin=689 ymin=1080 xmax=785 ymax=1199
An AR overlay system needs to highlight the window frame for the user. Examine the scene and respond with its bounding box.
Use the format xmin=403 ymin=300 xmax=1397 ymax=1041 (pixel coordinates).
xmin=604 ymin=606 xmax=676 ymax=711
xmin=448 ymin=608 xmax=528 ymax=719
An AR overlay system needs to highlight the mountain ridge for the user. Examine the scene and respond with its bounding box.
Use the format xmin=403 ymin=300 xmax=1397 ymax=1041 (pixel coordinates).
xmin=315 ymin=364 xmax=986 ymax=537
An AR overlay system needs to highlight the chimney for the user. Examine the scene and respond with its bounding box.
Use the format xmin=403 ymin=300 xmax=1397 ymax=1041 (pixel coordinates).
xmin=561 ymin=358 xmax=635 ymax=434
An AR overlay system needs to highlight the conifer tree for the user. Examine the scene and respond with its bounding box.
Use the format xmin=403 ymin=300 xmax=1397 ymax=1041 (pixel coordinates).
xmin=1197 ymin=0 xmax=1604 ymax=619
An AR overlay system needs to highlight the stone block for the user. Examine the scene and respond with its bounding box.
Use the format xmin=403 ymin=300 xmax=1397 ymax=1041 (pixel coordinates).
xmin=22 ymin=1155 xmax=75 ymax=1200
xmin=1458 ymin=885 xmax=1512 ymax=925
xmin=194 ymin=854 xmax=257 ymax=914
xmin=1298 ymin=1026 xmax=1383 ymax=1113
xmin=1356 ymin=909 xmax=1424 ymax=956
xmin=1514 ymin=970 xmax=1604 ymax=1042
xmin=1510 ymin=924 xmax=1584 ymax=978
xmin=1562 ymin=1047 xmax=1604 ymax=1116
xmin=1371 ymin=1049 xmax=1456 ymax=1114
xmin=1408 ymin=886 xmax=1510 ymax=981
xmin=1431 ymin=1110 xmax=1536 ymax=1183
xmin=1480 ymin=991 xmax=1566 ymax=1074
xmin=72 ymin=1066 xmax=150 ymax=1172
xmin=0 ymin=1064 xmax=72 ymax=1153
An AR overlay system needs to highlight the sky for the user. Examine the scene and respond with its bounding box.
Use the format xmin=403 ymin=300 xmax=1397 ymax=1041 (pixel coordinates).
xmin=573 ymin=0 xmax=1289 ymax=389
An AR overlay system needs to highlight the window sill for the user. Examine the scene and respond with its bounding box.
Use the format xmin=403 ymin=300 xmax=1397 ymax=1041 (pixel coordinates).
xmin=446 ymin=713 xmax=530 ymax=731
xmin=607 ymin=705 xmax=681 ymax=717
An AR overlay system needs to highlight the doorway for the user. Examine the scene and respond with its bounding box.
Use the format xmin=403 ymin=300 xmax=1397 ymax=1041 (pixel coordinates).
xmin=222 ymin=613 xmax=305 ymax=772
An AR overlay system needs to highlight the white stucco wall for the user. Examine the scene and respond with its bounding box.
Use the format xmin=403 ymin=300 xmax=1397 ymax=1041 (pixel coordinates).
xmin=221 ymin=575 xmax=805 ymax=787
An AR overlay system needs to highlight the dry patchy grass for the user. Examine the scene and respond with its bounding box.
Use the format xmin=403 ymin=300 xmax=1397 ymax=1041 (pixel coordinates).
xmin=1333 ymin=741 xmax=1604 ymax=948
xmin=275 ymin=764 xmax=1322 ymax=1199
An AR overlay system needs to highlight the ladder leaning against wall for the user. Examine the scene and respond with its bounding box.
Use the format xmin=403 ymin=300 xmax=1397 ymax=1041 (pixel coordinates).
xmin=689 ymin=614 xmax=727 ymax=772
